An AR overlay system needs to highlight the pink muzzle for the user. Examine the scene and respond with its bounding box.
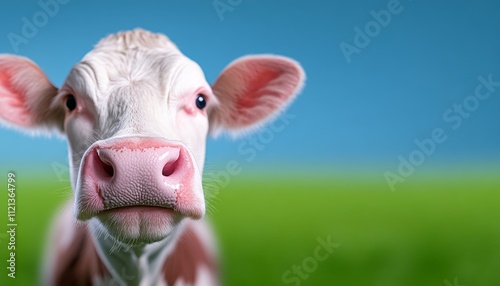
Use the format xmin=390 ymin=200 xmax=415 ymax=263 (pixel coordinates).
xmin=75 ymin=137 xmax=205 ymax=220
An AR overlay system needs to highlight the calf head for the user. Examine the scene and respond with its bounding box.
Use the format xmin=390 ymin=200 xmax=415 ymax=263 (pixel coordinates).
xmin=0 ymin=29 xmax=304 ymax=246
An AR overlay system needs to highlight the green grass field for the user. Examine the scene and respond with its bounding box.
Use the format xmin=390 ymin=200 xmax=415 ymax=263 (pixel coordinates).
xmin=1 ymin=172 xmax=500 ymax=286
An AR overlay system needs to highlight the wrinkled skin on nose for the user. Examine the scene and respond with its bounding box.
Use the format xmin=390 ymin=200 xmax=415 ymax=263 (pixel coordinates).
xmin=75 ymin=137 xmax=205 ymax=244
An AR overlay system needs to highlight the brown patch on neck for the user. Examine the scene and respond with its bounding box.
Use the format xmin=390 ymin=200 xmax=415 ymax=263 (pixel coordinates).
xmin=53 ymin=224 xmax=109 ymax=286
xmin=163 ymin=226 xmax=218 ymax=285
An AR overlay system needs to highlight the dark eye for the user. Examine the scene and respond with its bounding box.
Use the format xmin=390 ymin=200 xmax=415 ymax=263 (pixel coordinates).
xmin=65 ymin=95 xmax=77 ymax=111
xmin=195 ymin=94 xmax=207 ymax=110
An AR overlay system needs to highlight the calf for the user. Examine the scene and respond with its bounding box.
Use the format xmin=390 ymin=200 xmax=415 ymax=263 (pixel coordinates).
xmin=0 ymin=29 xmax=304 ymax=285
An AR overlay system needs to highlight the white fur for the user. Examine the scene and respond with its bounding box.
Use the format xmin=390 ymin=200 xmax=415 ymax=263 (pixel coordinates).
xmin=0 ymin=28 xmax=305 ymax=285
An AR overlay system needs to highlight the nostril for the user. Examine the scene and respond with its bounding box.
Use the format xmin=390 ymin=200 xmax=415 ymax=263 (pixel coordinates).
xmin=96 ymin=149 xmax=115 ymax=178
xmin=101 ymin=160 xmax=114 ymax=177
xmin=162 ymin=158 xmax=179 ymax=177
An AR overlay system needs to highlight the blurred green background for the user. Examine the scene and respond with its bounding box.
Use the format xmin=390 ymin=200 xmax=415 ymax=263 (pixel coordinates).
xmin=1 ymin=171 xmax=500 ymax=286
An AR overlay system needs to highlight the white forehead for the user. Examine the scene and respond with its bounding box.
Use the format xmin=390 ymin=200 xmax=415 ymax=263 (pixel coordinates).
xmin=61 ymin=29 xmax=212 ymax=137
xmin=64 ymin=29 xmax=209 ymax=104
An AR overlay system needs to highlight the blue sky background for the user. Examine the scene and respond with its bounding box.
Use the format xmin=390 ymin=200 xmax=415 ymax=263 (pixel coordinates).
xmin=0 ymin=0 xmax=499 ymax=175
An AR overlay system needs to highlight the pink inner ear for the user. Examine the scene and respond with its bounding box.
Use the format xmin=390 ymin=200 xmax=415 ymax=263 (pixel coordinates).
xmin=210 ymin=55 xmax=305 ymax=134
xmin=236 ymin=68 xmax=282 ymax=109
xmin=0 ymin=70 xmax=33 ymax=127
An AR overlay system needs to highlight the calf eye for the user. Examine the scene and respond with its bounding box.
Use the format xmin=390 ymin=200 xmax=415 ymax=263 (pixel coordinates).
xmin=65 ymin=95 xmax=77 ymax=111
xmin=195 ymin=94 xmax=207 ymax=110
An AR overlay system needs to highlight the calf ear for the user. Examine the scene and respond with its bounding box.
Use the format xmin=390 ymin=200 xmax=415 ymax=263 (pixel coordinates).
xmin=209 ymin=55 xmax=305 ymax=137
xmin=0 ymin=54 xmax=64 ymax=134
